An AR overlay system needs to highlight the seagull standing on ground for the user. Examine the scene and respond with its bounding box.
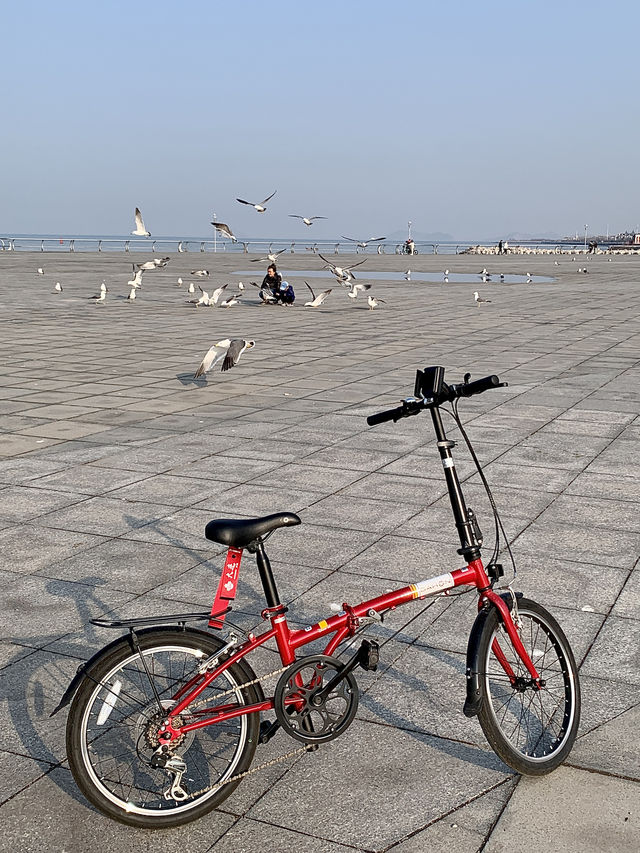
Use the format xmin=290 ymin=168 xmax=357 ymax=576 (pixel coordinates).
xmin=89 ymin=282 xmax=108 ymax=300
xmin=194 ymin=339 xmax=255 ymax=377
xmin=474 ymin=291 xmax=491 ymax=305
xmin=367 ymin=295 xmax=386 ymax=310
xmin=187 ymin=282 xmax=195 ymax=294
xmin=37 ymin=268 xmax=44 ymax=275
xmin=191 ymin=269 xmax=210 ymax=277
xmin=236 ymin=191 xmax=277 ymax=213
xmin=131 ymin=207 xmax=151 ymax=237
xmin=220 ymin=292 xmax=242 ymax=307
xmin=289 ymin=215 xmax=327 ymax=226
xmin=304 ymin=282 xmax=332 ymax=307
xmin=54 ymin=282 xmax=63 ymax=292
xmin=187 ymin=287 xmax=210 ymax=307
xmin=127 ymin=287 xmax=137 ymax=301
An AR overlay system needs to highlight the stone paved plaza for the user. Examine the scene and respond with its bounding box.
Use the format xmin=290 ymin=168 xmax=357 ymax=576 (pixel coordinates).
xmin=1 ymin=250 xmax=638 ymax=852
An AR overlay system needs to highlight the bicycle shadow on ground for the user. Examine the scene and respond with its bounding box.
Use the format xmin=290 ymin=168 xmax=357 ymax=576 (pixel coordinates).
xmin=1 ymin=576 xmax=122 ymax=804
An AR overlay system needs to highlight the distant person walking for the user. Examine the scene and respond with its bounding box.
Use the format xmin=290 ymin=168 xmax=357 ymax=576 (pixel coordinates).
xmin=498 ymin=240 xmax=503 ymax=255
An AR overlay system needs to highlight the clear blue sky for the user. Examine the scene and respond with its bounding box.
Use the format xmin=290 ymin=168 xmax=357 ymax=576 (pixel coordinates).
xmin=2 ymin=0 xmax=639 ymax=240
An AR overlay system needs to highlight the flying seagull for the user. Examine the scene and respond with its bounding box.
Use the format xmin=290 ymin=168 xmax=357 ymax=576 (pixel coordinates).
xmin=289 ymin=215 xmax=327 ymax=226
xmin=341 ymin=235 xmax=386 ymax=248
xmin=474 ymin=291 xmax=491 ymax=305
xmin=236 ymin=191 xmax=277 ymax=213
xmin=367 ymin=295 xmax=386 ymax=310
xmin=131 ymin=207 xmax=151 ymax=237
xmin=54 ymin=282 xmax=63 ymax=292
xmin=136 ymin=258 xmax=170 ymax=271
xmin=194 ymin=339 xmax=255 ymax=377
xmin=318 ymin=253 xmax=366 ymax=280
xmin=348 ymin=283 xmax=372 ymax=299
xmin=187 ymin=286 xmax=210 ymax=307
xmin=128 ymin=269 xmax=144 ymax=289
xmin=250 ymin=248 xmax=286 ymax=263
xmin=211 ymin=221 xmax=237 ymax=242
xmin=210 ymin=284 xmax=229 ymax=305
xmin=219 ymin=293 xmax=242 ymax=307
xmin=304 ymin=281 xmax=332 ymax=307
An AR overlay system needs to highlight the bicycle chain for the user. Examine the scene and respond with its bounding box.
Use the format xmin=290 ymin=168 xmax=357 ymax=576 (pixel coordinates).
xmin=167 ymin=663 xmax=315 ymax=801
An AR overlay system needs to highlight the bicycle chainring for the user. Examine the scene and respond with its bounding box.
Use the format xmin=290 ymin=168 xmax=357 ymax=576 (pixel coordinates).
xmin=274 ymin=654 xmax=359 ymax=744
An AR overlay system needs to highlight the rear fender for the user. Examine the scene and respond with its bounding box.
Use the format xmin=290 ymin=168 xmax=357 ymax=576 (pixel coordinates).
xmin=50 ymin=625 xmax=264 ymax=717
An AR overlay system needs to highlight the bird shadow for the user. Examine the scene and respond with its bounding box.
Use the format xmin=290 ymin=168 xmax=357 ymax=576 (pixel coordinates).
xmin=175 ymin=372 xmax=205 ymax=387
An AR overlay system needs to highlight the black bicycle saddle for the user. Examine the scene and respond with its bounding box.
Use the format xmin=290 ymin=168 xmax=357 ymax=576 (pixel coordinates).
xmin=205 ymin=512 xmax=301 ymax=548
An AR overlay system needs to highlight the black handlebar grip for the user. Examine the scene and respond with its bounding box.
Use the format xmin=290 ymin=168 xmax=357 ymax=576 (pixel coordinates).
xmin=367 ymin=407 xmax=402 ymax=427
xmin=459 ymin=374 xmax=501 ymax=397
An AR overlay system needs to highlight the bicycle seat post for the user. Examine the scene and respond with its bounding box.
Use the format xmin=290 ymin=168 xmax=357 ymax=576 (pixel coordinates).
xmin=252 ymin=540 xmax=282 ymax=609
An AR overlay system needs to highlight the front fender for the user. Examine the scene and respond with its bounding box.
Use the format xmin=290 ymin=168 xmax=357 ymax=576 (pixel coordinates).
xmin=462 ymin=591 xmax=523 ymax=718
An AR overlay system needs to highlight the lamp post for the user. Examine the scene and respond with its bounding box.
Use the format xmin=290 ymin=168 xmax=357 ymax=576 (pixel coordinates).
xmin=584 ymin=224 xmax=588 ymax=251
xmin=212 ymin=213 xmax=217 ymax=253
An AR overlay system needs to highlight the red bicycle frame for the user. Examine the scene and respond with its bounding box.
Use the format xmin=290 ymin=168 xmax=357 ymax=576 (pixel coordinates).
xmin=158 ymin=550 xmax=541 ymax=743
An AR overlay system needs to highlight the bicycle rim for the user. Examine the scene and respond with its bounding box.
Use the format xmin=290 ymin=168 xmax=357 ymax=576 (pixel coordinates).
xmin=77 ymin=641 xmax=251 ymax=817
xmin=478 ymin=599 xmax=579 ymax=771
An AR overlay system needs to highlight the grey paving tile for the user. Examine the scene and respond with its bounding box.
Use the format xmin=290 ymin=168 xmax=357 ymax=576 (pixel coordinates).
xmin=484 ymin=767 xmax=639 ymax=853
xmin=0 ymin=767 xmax=234 ymax=853
xmin=512 ymin=520 xmax=640 ymax=570
xmin=37 ymin=495 xmax=176 ymax=537
xmin=571 ymin=704 xmax=640 ymax=780
xmin=0 ymin=525 xmax=107 ymax=574
xmin=580 ymin=615 xmax=640 ymax=685
xmin=248 ymin=719 xmax=509 ymax=851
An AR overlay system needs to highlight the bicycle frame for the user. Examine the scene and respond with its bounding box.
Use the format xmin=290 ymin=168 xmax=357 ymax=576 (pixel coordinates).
xmin=159 ymin=552 xmax=541 ymax=742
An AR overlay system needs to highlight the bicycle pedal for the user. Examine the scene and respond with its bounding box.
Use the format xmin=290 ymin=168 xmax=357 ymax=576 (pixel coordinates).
xmin=358 ymin=639 xmax=380 ymax=672
xmin=258 ymin=718 xmax=281 ymax=745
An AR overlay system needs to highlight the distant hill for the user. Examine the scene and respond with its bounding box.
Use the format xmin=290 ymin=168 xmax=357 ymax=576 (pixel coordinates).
xmin=388 ymin=229 xmax=455 ymax=242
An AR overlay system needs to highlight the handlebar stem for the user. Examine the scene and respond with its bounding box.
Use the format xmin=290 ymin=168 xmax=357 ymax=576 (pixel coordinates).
xmin=430 ymin=407 xmax=482 ymax=561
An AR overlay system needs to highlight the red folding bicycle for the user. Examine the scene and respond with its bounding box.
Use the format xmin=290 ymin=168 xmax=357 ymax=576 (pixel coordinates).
xmin=53 ymin=366 xmax=581 ymax=828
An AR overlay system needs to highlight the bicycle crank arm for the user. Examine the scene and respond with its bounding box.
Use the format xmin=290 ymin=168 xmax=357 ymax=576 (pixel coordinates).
xmin=315 ymin=639 xmax=379 ymax=702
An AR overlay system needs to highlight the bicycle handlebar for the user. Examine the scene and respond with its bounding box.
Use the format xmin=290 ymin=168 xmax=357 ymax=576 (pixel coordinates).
xmin=366 ymin=372 xmax=506 ymax=427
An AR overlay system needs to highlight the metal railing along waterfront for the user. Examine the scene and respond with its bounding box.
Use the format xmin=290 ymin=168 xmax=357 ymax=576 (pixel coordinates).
xmin=0 ymin=236 xmax=634 ymax=255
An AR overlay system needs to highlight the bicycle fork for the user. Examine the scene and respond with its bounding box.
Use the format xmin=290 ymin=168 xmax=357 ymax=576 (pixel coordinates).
xmin=463 ymin=591 xmax=542 ymax=718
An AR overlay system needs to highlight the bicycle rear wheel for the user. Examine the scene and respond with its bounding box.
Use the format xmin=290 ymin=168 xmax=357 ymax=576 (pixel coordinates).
xmin=66 ymin=628 xmax=260 ymax=827
xmin=477 ymin=598 xmax=580 ymax=775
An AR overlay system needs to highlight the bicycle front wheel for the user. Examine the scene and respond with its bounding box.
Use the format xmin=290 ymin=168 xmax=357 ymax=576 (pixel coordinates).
xmin=477 ymin=598 xmax=580 ymax=775
xmin=66 ymin=628 xmax=260 ymax=828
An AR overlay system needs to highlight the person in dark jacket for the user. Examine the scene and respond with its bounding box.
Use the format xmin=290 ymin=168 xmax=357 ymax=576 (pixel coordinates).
xmin=260 ymin=264 xmax=282 ymax=303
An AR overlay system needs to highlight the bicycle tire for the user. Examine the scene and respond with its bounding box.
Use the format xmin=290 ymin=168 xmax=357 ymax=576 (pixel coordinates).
xmin=477 ymin=598 xmax=580 ymax=775
xmin=66 ymin=628 xmax=261 ymax=827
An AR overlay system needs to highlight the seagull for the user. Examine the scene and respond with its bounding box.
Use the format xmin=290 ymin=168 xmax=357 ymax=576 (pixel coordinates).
xmin=54 ymin=282 xmax=63 ymax=292
xmin=304 ymin=281 xmax=332 ymax=307
xmin=499 ymin=274 xmax=505 ymax=282
xmin=237 ymin=281 xmax=245 ymax=291
xmin=177 ymin=277 xmax=183 ymax=287
xmin=318 ymin=253 xmax=366 ymax=280
xmin=236 ymin=191 xmax=277 ymax=213
xmin=341 ymin=235 xmax=386 ymax=248
xmin=288 ymin=215 xmax=327 ymax=226
xmin=37 ymin=268 xmax=44 ymax=275
xmin=178 ymin=241 xmax=185 ymax=253
xmin=187 ymin=282 xmax=195 ymax=294
xmin=211 ymin=221 xmax=237 ymax=242
xmin=444 ymin=269 xmax=449 ymax=277
xmin=89 ymin=282 xmax=108 ymax=300
xmin=367 ymin=295 xmax=386 ymax=310
xmin=479 ymin=268 xmax=489 ymax=276
xmin=191 ymin=269 xmax=210 ymax=277
xmin=348 ymin=283 xmax=372 ymax=299
xmin=136 ymin=258 xmax=170 ymax=271
xmin=194 ymin=339 xmax=255 ymax=377
xmin=128 ymin=269 xmax=144 ymax=289
xmin=474 ymin=291 xmax=491 ymax=305
xmin=250 ymin=248 xmax=286 ymax=263
xmin=405 ymin=270 xmax=411 ymax=279
xmin=187 ymin=287 xmax=210 ymax=307
xmin=220 ymin=293 xmax=241 ymax=307
xmin=127 ymin=287 xmax=137 ymax=301
xmin=131 ymin=207 xmax=151 ymax=237
xmin=251 ymin=282 xmax=278 ymax=303
xmin=210 ymin=283 xmax=229 ymax=305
